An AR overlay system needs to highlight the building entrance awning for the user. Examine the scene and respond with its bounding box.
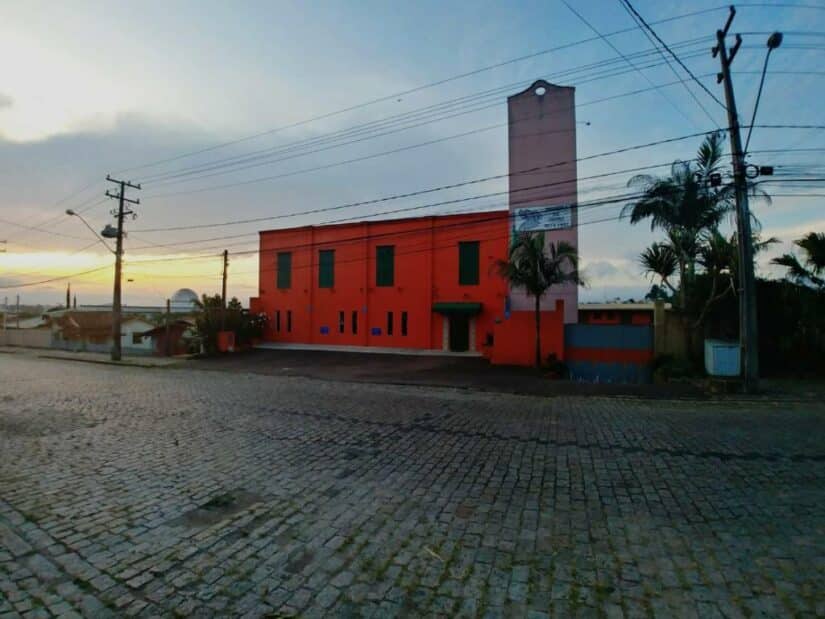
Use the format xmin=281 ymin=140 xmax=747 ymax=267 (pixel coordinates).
xmin=432 ymin=302 xmax=482 ymax=315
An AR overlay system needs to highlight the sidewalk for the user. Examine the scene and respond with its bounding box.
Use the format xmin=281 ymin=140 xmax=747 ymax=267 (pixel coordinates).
xmin=0 ymin=346 xmax=186 ymax=368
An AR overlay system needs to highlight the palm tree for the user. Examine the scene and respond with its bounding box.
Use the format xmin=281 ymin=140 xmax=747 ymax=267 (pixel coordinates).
xmin=640 ymin=241 xmax=678 ymax=297
xmin=496 ymin=232 xmax=584 ymax=366
xmin=622 ymin=131 xmax=769 ymax=309
xmin=772 ymin=232 xmax=825 ymax=288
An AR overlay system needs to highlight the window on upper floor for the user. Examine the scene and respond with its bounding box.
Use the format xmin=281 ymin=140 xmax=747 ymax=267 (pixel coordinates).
xmin=277 ymin=252 xmax=292 ymax=289
xmin=458 ymin=241 xmax=480 ymax=285
xmin=376 ymin=245 xmax=395 ymax=287
xmin=319 ymin=249 xmax=335 ymax=288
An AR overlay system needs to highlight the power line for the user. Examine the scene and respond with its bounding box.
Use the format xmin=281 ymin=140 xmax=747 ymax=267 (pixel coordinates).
xmin=130 ymin=125 xmax=824 ymax=243
xmin=142 ymin=40 xmax=714 ymax=182
xmin=617 ymin=0 xmax=721 ymax=127
xmin=132 ymin=129 xmax=726 ymax=239
xmin=8 ymin=185 xmax=825 ymax=290
xmin=110 ymin=5 xmax=730 ymax=178
xmin=620 ymin=0 xmax=726 ymax=109
xmin=0 ymin=264 xmax=113 ymax=290
xmin=144 ymin=47 xmax=715 ymax=190
xmin=15 ymin=2 xmax=820 ymax=247
xmin=562 ymin=0 xmax=705 ymax=129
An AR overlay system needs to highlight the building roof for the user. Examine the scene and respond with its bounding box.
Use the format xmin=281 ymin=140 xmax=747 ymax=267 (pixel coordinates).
xmin=140 ymin=320 xmax=194 ymax=336
xmin=258 ymin=209 xmax=508 ymax=236
xmin=52 ymin=312 xmax=154 ymax=339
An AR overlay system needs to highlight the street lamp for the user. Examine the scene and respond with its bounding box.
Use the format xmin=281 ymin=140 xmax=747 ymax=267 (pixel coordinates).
xmin=65 ymin=209 xmax=115 ymax=254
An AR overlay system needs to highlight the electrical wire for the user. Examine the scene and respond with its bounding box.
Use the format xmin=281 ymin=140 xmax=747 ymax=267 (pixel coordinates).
xmin=616 ymin=0 xmax=721 ymax=128
xmin=144 ymin=52 xmax=715 ymax=192
xmin=15 ymin=1 xmax=821 ymax=246
xmin=140 ymin=39 xmax=715 ymax=184
xmin=620 ymin=0 xmax=726 ymax=109
xmin=110 ymin=5 xmax=730 ymax=178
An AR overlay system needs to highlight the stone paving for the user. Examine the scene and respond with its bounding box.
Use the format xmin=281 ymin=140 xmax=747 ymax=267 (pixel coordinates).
xmin=0 ymin=355 xmax=823 ymax=618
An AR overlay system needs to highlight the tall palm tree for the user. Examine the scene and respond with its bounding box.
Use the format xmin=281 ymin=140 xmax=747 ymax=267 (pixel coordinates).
xmin=496 ymin=232 xmax=584 ymax=366
xmin=772 ymin=231 xmax=825 ymax=288
xmin=622 ymin=131 xmax=769 ymax=310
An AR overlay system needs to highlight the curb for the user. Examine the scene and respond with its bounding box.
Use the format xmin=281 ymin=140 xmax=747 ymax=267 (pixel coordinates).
xmin=36 ymin=354 xmax=181 ymax=369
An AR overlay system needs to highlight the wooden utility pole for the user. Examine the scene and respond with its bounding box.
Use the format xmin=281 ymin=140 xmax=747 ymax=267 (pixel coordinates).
xmin=221 ymin=249 xmax=228 ymax=330
xmin=16 ymin=294 xmax=19 ymax=328
xmin=713 ymin=7 xmax=759 ymax=392
xmin=165 ymin=298 xmax=172 ymax=357
xmin=105 ymin=175 xmax=141 ymax=362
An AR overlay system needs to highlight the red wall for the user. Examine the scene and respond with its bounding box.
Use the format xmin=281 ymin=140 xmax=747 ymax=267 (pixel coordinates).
xmin=490 ymin=300 xmax=565 ymax=366
xmin=579 ymin=310 xmax=653 ymax=325
xmin=253 ymin=212 xmax=512 ymax=353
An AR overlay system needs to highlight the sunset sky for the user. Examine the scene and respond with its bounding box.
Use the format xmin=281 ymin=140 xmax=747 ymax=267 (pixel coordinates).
xmin=1 ymin=0 xmax=823 ymax=308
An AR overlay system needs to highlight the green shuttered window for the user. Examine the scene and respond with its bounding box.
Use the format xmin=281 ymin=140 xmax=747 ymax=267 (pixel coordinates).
xmin=318 ymin=249 xmax=335 ymax=288
xmin=276 ymin=252 xmax=292 ymax=289
xmin=376 ymin=245 xmax=394 ymax=287
xmin=458 ymin=241 xmax=480 ymax=285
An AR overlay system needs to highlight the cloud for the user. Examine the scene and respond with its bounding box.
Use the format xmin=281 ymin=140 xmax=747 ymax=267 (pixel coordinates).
xmin=0 ymin=93 xmax=12 ymax=109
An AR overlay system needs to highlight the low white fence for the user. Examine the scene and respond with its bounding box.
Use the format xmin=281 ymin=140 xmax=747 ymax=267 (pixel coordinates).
xmin=0 ymin=329 xmax=53 ymax=349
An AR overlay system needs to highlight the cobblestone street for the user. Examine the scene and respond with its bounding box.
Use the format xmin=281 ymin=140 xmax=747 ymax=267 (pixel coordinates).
xmin=1 ymin=355 xmax=823 ymax=618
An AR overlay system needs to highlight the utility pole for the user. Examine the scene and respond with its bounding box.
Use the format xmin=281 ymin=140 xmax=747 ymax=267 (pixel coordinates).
xmin=165 ymin=298 xmax=172 ymax=357
xmin=221 ymin=249 xmax=229 ymax=331
xmin=16 ymin=294 xmax=20 ymax=329
xmin=66 ymin=283 xmax=71 ymax=310
xmin=105 ymin=175 xmax=141 ymax=361
xmin=713 ymin=7 xmax=759 ymax=392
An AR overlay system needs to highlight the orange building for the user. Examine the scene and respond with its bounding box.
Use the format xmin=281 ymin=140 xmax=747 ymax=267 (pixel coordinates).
xmin=249 ymin=80 xmax=577 ymax=366
xmin=248 ymin=211 xmax=565 ymax=364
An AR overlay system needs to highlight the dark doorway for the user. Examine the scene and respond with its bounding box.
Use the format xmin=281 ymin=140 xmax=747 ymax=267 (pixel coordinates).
xmin=449 ymin=314 xmax=470 ymax=352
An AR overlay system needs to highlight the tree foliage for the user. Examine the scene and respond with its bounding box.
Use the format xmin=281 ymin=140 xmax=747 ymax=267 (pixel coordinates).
xmin=772 ymin=231 xmax=825 ymax=288
xmin=623 ymin=132 xmax=771 ymax=333
xmin=495 ymin=232 xmax=585 ymax=366
xmin=194 ymin=294 xmax=267 ymax=354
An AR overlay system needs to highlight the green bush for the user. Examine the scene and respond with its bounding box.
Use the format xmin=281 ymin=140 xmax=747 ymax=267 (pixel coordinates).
xmin=652 ymin=354 xmax=697 ymax=382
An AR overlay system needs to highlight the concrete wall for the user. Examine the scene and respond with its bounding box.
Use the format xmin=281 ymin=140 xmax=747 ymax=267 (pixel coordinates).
xmin=508 ymin=80 xmax=579 ymax=323
xmin=0 ymin=329 xmax=52 ymax=349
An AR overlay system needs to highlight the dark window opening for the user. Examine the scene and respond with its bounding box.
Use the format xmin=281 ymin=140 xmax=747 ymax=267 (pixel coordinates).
xmin=401 ymin=311 xmax=408 ymax=336
xmin=458 ymin=241 xmax=480 ymax=285
xmin=338 ymin=311 xmax=345 ymax=334
xmin=277 ymin=252 xmax=292 ymax=289
xmin=275 ymin=310 xmax=281 ymax=333
xmin=376 ymin=245 xmax=395 ymax=287
xmin=352 ymin=310 xmax=358 ymax=335
xmin=287 ymin=310 xmax=292 ymax=333
xmin=387 ymin=311 xmax=394 ymax=336
xmin=319 ymin=249 xmax=335 ymax=288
